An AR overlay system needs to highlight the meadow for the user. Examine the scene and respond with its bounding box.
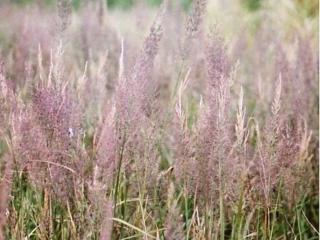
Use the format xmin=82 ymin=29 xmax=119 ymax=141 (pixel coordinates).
xmin=0 ymin=0 xmax=318 ymax=239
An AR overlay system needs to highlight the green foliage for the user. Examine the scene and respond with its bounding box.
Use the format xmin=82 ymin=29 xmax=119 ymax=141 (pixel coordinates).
xmin=147 ymin=0 xmax=162 ymax=7
xmin=4 ymin=174 xmax=318 ymax=239
xmin=294 ymin=0 xmax=319 ymax=18
xmin=11 ymin=0 xmax=33 ymax=4
xmin=181 ymin=0 xmax=192 ymax=10
xmin=240 ymin=0 xmax=262 ymax=11
xmin=11 ymin=0 xmax=52 ymax=5
xmin=107 ymin=0 xmax=133 ymax=9
xmin=72 ymin=0 xmax=81 ymax=10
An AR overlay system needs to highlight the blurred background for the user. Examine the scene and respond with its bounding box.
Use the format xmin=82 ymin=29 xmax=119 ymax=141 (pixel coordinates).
xmin=1 ymin=0 xmax=319 ymax=16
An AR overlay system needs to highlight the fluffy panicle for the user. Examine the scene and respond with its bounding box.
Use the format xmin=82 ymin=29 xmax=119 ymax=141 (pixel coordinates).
xmin=113 ymin=2 xmax=166 ymax=131
xmin=206 ymin=30 xmax=231 ymax=90
xmin=276 ymin=125 xmax=301 ymax=202
xmin=253 ymin=122 xmax=304 ymax=206
xmin=13 ymin=108 xmax=48 ymax=184
xmin=193 ymin=31 xmax=232 ymax=203
xmin=99 ymin=199 xmax=113 ymax=240
xmin=274 ymin=43 xmax=291 ymax=98
xmin=294 ymin=36 xmax=317 ymax=92
xmin=13 ymin=85 xmax=83 ymax=202
xmin=172 ymin=117 xmax=196 ymax=190
xmin=253 ymin=77 xmax=284 ymax=204
xmin=126 ymin=3 xmax=167 ymax=184
xmin=93 ymin=4 xmax=166 ymax=198
xmin=225 ymin=87 xmax=249 ymax=203
xmin=186 ymin=0 xmax=207 ymax=38
xmin=95 ymin=105 xmax=117 ymax=191
xmin=35 ymin=86 xmax=83 ymax=200
xmin=271 ymin=75 xmax=282 ymax=125
xmin=130 ymin=127 xmax=160 ymax=187
xmin=164 ymin=200 xmax=184 ymax=239
xmin=172 ymin=69 xmax=197 ymax=191
xmin=235 ymin=87 xmax=247 ymax=147
xmin=181 ymin=0 xmax=207 ymax=59
xmin=249 ymin=77 xmax=312 ymax=206
xmin=128 ymin=2 xmax=166 ymax=118
xmin=88 ymin=176 xmax=114 ymax=240
xmin=164 ymin=183 xmax=184 ymax=240
xmin=292 ymin=36 xmax=318 ymax=122
xmin=34 ymin=87 xmax=82 ymax=144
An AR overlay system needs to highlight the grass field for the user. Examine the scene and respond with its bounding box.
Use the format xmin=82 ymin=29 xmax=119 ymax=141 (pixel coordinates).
xmin=0 ymin=0 xmax=319 ymax=239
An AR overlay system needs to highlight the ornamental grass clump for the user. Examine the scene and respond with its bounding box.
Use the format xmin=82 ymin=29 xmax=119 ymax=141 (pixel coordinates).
xmin=0 ymin=0 xmax=318 ymax=239
xmin=95 ymin=1 xmax=167 ymax=194
xmin=12 ymin=84 xmax=85 ymax=202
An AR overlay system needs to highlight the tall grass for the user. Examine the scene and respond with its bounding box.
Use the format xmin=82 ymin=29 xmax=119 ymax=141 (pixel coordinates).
xmin=0 ymin=0 xmax=318 ymax=239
